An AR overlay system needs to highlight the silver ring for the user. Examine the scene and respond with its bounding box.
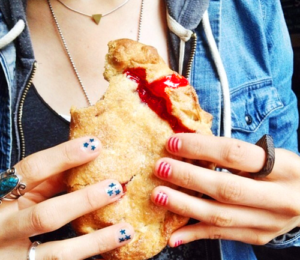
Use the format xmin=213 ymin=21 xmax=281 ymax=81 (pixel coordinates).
xmin=27 ymin=241 xmax=41 ymax=260
xmin=0 ymin=167 xmax=26 ymax=204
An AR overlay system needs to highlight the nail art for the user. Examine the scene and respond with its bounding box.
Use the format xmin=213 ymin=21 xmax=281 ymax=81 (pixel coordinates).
xmin=118 ymin=229 xmax=132 ymax=243
xmin=106 ymin=182 xmax=122 ymax=197
xmin=154 ymin=192 xmax=168 ymax=206
xmin=168 ymin=137 xmax=180 ymax=153
xmin=83 ymin=138 xmax=98 ymax=151
xmin=174 ymin=240 xmax=183 ymax=247
xmin=157 ymin=162 xmax=171 ymax=178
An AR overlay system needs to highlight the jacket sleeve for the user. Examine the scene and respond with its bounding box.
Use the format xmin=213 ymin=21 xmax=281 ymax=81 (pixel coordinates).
xmin=261 ymin=0 xmax=300 ymax=249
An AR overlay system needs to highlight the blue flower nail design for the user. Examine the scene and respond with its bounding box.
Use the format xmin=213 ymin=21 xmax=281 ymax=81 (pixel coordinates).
xmin=109 ymin=183 xmax=116 ymax=188
xmin=106 ymin=182 xmax=121 ymax=197
xmin=83 ymin=138 xmax=98 ymax=151
xmin=118 ymin=229 xmax=132 ymax=243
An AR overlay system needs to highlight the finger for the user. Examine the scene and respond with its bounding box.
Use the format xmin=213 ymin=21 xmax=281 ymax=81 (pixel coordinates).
xmin=35 ymin=223 xmax=134 ymax=260
xmin=19 ymin=174 xmax=66 ymax=208
xmin=169 ymin=222 xmax=274 ymax=246
xmin=151 ymin=187 xmax=290 ymax=231
xmin=14 ymin=137 xmax=101 ymax=191
xmin=153 ymin=158 xmax=295 ymax=213
xmin=0 ymin=239 xmax=30 ymax=260
xmin=3 ymin=179 xmax=123 ymax=240
xmin=166 ymin=134 xmax=265 ymax=173
xmin=269 ymin=148 xmax=300 ymax=181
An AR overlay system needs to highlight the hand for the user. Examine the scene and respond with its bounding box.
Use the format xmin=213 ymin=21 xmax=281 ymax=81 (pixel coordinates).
xmin=151 ymin=133 xmax=300 ymax=247
xmin=0 ymin=137 xmax=133 ymax=260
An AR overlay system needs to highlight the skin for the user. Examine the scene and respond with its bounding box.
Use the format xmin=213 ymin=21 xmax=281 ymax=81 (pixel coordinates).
xmin=0 ymin=137 xmax=134 ymax=259
xmin=2 ymin=0 xmax=163 ymax=258
xmin=2 ymin=0 xmax=299 ymax=259
xmin=2 ymin=134 xmax=300 ymax=259
xmin=151 ymin=134 xmax=300 ymax=247
xmin=26 ymin=0 xmax=168 ymax=115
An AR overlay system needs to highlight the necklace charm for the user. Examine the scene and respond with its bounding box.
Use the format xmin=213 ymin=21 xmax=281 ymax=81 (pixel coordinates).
xmin=56 ymin=0 xmax=130 ymax=25
xmin=92 ymin=14 xmax=102 ymax=25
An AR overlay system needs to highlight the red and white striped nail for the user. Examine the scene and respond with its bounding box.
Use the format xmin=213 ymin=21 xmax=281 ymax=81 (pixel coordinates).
xmin=168 ymin=137 xmax=181 ymax=153
xmin=174 ymin=240 xmax=183 ymax=247
xmin=154 ymin=192 xmax=168 ymax=206
xmin=157 ymin=162 xmax=171 ymax=178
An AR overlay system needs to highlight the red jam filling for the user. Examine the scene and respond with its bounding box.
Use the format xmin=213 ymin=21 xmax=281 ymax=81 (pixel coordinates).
xmin=121 ymin=183 xmax=127 ymax=193
xmin=124 ymin=68 xmax=194 ymax=133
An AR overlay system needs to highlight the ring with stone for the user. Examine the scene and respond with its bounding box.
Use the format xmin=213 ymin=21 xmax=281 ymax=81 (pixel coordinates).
xmin=0 ymin=167 xmax=26 ymax=204
xmin=27 ymin=241 xmax=41 ymax=260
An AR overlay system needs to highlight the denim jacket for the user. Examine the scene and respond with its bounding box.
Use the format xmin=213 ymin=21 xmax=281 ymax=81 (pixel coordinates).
xmin=0 ymin=0 xmax=299 ymax=259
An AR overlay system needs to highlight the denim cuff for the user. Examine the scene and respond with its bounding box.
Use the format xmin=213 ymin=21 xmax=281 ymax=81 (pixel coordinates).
xmin=266 ymin=228 xmax=300 ymax=248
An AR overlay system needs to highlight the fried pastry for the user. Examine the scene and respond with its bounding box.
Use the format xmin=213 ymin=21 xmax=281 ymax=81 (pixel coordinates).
xmin=66 ymin=39 xmax=213 ymax=260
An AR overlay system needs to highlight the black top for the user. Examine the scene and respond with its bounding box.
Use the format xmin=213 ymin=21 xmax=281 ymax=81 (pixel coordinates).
xmin=21 ymin=84 xmax=221 ymax=260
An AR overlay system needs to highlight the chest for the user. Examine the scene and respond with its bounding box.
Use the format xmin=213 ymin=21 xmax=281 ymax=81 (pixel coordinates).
xmin=26 ymin=0 xmax=168 ymax=115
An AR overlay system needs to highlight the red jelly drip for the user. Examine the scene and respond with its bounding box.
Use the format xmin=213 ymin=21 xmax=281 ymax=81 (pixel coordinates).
xmin=121 ymin=183 xmax=127 ymax=193
xmin=124 ymin=68 xmax=194 ymax=133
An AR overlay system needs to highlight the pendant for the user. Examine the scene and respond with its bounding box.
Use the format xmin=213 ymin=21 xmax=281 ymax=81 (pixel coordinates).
xmin=92 ymin=14 xmax=102 ymax=25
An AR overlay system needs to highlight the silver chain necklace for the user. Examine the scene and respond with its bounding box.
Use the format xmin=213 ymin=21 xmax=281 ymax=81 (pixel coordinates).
xmin=56 ymin=0 xmax=130 ymax=25
xmin=46 ymin=0 xmax=145 ymax=106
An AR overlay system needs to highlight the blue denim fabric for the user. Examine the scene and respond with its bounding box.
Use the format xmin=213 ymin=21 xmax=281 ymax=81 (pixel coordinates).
xmin=0 ymin=0 xmax=299 ymax=259
xmin=192 ymin=0 xmax=298 ymax=148
xmin=190 ymin=0 xmax=299 ymax=259
xmin=0 ymin=11 xmax=16 ymax=172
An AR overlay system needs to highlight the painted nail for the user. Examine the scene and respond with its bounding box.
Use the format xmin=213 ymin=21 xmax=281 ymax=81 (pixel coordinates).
xmin=118 ymin=228 xmax=133 ymax=243
xmin=157 ymin=162 xmax=171 ymax=178
xmin=83 ymin=138 xmax=99 ymax=152
xmin=168 ymin=137 xmax=181 ymax=153
xmin=154 ymin=192 xmax=168 ymax=206
xmin=106 ymin=182 xmax=122 ymax=198
xmin=174 ymin=240 xmax=183 ymax=247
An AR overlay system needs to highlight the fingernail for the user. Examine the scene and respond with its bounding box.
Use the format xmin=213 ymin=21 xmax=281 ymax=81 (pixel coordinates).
xmin=117 ymin=228 xmax=133 ymax=243
xmin=154 ymin=192 xmax=168 ymax=206
xmin=157 ymin=161 xmax=171 ymax=178
xmin=174 ymin=240 xmax=183 ymax=247
xmin=82 ymin=138 xmax=100 ymax=152
xmin=106 ymin=182 xmax=122 ymax=198
xmin=168 ymin=137 xmax=181 ymax=153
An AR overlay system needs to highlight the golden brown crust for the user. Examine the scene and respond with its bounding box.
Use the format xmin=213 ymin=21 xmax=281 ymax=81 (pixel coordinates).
xmin=103 ymin=39 xmax=171 ymax=82
xmin=67 ymin=39 xmax=213 ymax=260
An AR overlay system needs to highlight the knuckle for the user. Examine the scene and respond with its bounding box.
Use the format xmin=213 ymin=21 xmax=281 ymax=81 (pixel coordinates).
xmin=191 ymin=141 xmax=204 ymax=157
xmin=218 ymin=179 xmax=242 ymax=203
xmin=85 ymin=187 xmax=101 ymax=209
xmin=94 ymin=235 xmax=112 ymax=253
xmin=175 ymin=202 xmax=190 ymax=217
xmin=253 ymin=234 xmax=271 ymax=245
xmin=181 ymin=169 xmax=194 ymax=188
xmin=207 ymin=227 xmax=223 ymax=240
xmin=283 ymin=203 xmax=300 ymax=217
xmin=265 ymin=223 xmax=280 ymax=233
xmin=61 ymin=143 xmax=77 ymax=166
xmin=18 ymin=156 xmax=41 ymax=181
xmin=210 ymin=211 xmax=233 ymax=227
xmin=221 ymin=141 xmax=245 ymax=166
xmin=266 ymin=218 xmax=287 ymax=233
xmin=30 ymin=206 xmax=57 ymax=233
